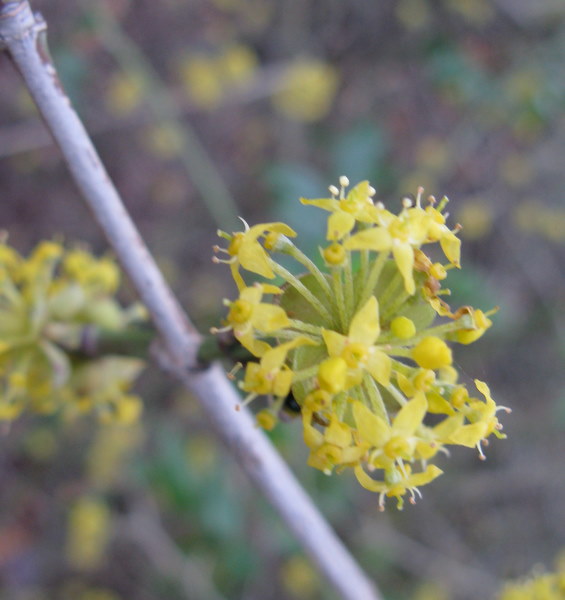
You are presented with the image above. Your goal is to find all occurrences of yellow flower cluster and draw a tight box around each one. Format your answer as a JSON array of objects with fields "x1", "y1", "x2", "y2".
[
  {"x1": 0, "y1": 239, "x2": 146, "y2": 423},
  {"x1": 498, "y1": 569, "x2": 565, "y2": 600},
  {"x1": 213, "y1": 178, "x2": 509, "y2": 509}
]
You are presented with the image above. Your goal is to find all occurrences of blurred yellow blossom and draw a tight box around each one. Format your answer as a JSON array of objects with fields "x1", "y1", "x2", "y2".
[
  {"x1": 415, "y1": 136, "x2": 452, "y2": 175},
  {"x1": 457, "y1": 200, "x2": 494, "y2": 240},
  {"x1": 0, "y1": 239, "x2": 146, "y2": 423},
  {"x1": 178, "y1": 43, "x2": 258, "y2": 110},
  {"x1": 500, "y1": 153, "x2": 534, "y2": 188},
  {"x1": 66, "y1": 497, "x2": 111, "y2": 571},
  {"x1": 443, "y1": 0, "x2": 494, "y2": 24},
  {"x1": 281, "y1": 555, "x2": 320, "y2": 599},
  {"x1": 396, "y1": 0, "x2": 431, "y2": 30},
  {"x1": 272, "y1": 59, "x2": 339, "y2": 122},
  {"x1": 105, "y1": 72, "x2": 144, "y2": 116},
  {"x1": 141, "y1": 123, "x2": 185, "y2": 160}
]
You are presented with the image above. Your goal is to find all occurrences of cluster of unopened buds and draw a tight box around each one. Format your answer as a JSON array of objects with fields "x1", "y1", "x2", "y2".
[
  {"x1": 0, "y1": 239, "x2": 146, "y2": 424},
  {"x1": 213, "y1": 177, "x2": 510, "y2": 510}
]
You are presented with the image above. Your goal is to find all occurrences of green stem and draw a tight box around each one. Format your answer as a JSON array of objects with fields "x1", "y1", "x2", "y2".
[
  {"x1": 359, "y1": 249, "x2": 369, "y2": 298},
  {"x1": 344, "y1": 252, "x2": 355, "y2": 321},
  {"x1": 270, "y1": 261, "x2": 332, "y2": 323},
  {"x1": 380, "y1": 289, "x2": 411, "y2": 322},
  {"x1": 274, "y1": 330, "x2": 319, "y2": 342},
  {"x1": 283, "y1": 243, "x2": 332, "y2": 299},
  {"x1": 332, "y1": 268, "x2": 347, "y2": 332},
  {"x1": 288, "y1": 319, "x2": 324, "y2": 336},
  {"x1": 386, "y1": 383, "x2": 408, "y2": 407},
  {"x1": 362, "y1": 372, "x2": 389, "y2": 423},
  {"x1": 292, "y1": 365, "x2": 319, "y2": 383},
  {"x1": 357, "y1": 251, "x2": 388, "y2": 311}
]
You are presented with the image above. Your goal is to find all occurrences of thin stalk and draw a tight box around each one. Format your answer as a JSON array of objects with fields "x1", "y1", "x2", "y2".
[
  {"x1": 331, "y1": 267, "x2": 347, "y2": 332},
  {"x1": 283, "y1": 243, "x2": 332, "y2": 299},
  {"x1": 344, "y1": 252, "x2": 355, "y2": 321},
  {"x1": 273, "y1": 330, "x2": 319, "y2": 343},
  {"x1": 386, "y1": 383, "x2": 408, "y2": 407},
  {"x1": 357, "y1": 251, "x2": 387, "y2": 311},
  {"x1": 380, "y1": 289, "x2": 411, "y2": 322},
  {"x1": 292, "y1": 365, "x2": 319, "y2": 383},
  {"x1": 270, "y1": 261, "x2": 332, "y2": 323},
  {"x1": 288, "y1": 319, "x2": 324, "y2": 336},
  {"x1": 362, "y1": 373, "x2": 389, "y2": 423}
]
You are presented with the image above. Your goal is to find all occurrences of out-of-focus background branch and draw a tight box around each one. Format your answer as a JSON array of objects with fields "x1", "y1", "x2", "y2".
[{"x1": 1, "y1": 0, "x2": 565, "y2": 599}]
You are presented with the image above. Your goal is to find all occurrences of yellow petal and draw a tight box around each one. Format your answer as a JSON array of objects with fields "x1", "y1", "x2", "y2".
[
  {"x1": 354, "y1": 465, "x2": 387, "y2": 493},
  {"x1": 302, "y1": 410, "x2": 324, "y2": 448},
  {"x1": 261, "y1": 336, "x2": 317, "y2": 371},
  {"x1": 432, "y1": 415, "x2": 464, "y2": 440},
  {"x1": 238, "y1": 241, "x2": 274, "y2": 279},
  {"x1": 248, "y1": 222, "x2": 297, "y2": 239},
  {"x1": 393, "y1": 391, "x2": 427, "y2": 436},
  {"x1": 449, "y1": 422, "x2": 488, "y2": 447},
  {"x1": 353, "y1": 400, "x2": 390, "y2": 445},
  {"x1": 300, "y1": 198, "x2": 340, "y2": 212},
  {"x1": 474, "y1": 379, "x2": 494, "y2": 404},
  {"x1": 325, "y1": 417, "x2": 352, "y2": 448},
  {"x1": 345, "y1": 180, "x2": 371, "y2": 207},
  {"x1": 340, "y1": 444, "x2": 368, "y2": 465},
  {"x1": 260, "y1": 283, "x2": 284, "y2": 295},
  {"x1": 440, "y1": 231, "x2": 461, "y2": 267},
  {"x1": 349, "y1": 296, "x2": 380, "y2": 345},
  {"x1": 392, "y1": 241, "x2": 415, "y2": 295},
  {"x1": 240, "y1": 285, "x2": 263, "y2": 304},
  {"x1": 345, "y1": 227, "x2": 392, "y2": 251},
  {"x1": 407, "y1": 464, "x2": 443, "y2": 487},
  {"x1": 229, "y1": 263, "x2": 246, "y2": 291},
  {"x1": 272, "y1": 367, "x2": 294, "y2": 398},
  {"x1": 252, "y1": 304, "x2": 290, "y2": 332},
  {"x1": 235, "y1": 333, "x2": 271, "y2": 357},
  {"x1": 365, "y1": 350, "x2": 391, "y2": 386},
  {"x1": 426, "y1": 390, "x2": 455, "y2": 414},
  {"x1": 327, "y1": 211, "x2": 355, "y2": 241},
  {"x1": 322, "y1": 329, "x2": 347, "y2": 357}
]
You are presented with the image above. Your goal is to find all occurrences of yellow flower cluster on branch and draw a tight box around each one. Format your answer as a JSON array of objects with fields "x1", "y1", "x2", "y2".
[
  {"x1": 498, "y1": 561, "x2": 565, "y2": 600},
  {"x1": 0, "y1": 239, "x2": 146, "y2": 423},
  {"x1": 213, "y1": 177, "x2": 509, "y2": 510}
]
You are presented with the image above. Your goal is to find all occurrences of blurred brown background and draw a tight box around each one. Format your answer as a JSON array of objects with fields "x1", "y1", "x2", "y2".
[{"x1": 1, "y1": 1, "x2": 565, "y2": 599}]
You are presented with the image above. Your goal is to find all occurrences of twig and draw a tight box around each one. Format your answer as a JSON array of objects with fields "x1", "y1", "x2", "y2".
[{"x1": 0, "y1": 3, "x2": 381, "y2": 599}]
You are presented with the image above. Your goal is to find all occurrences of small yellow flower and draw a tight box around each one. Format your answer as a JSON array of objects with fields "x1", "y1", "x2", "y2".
[
  {"x1": 321, "y1": 296, "x2": 391, "y2": 387},
  {"x1": 272, "y1": 59, "x2": 339, "y2": 122},
  {"x1": 225, "y1": 284, "x2": 290, "y2": 356},
  {"x1": 301, "y1": 180, "x2": 377, "y2": 241},
  {"x1": 353, "y1": 392, "x2": 427, "y2": 465},
  {"x1": 215, "y1": 221, "x2": 296, "y2": 290},
  {"x1": 355, "y1": 463, "x2": 443, "y2": 510},
  {"x1": 242, "y1": 337, "x2": 316, "y2": 399}
]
